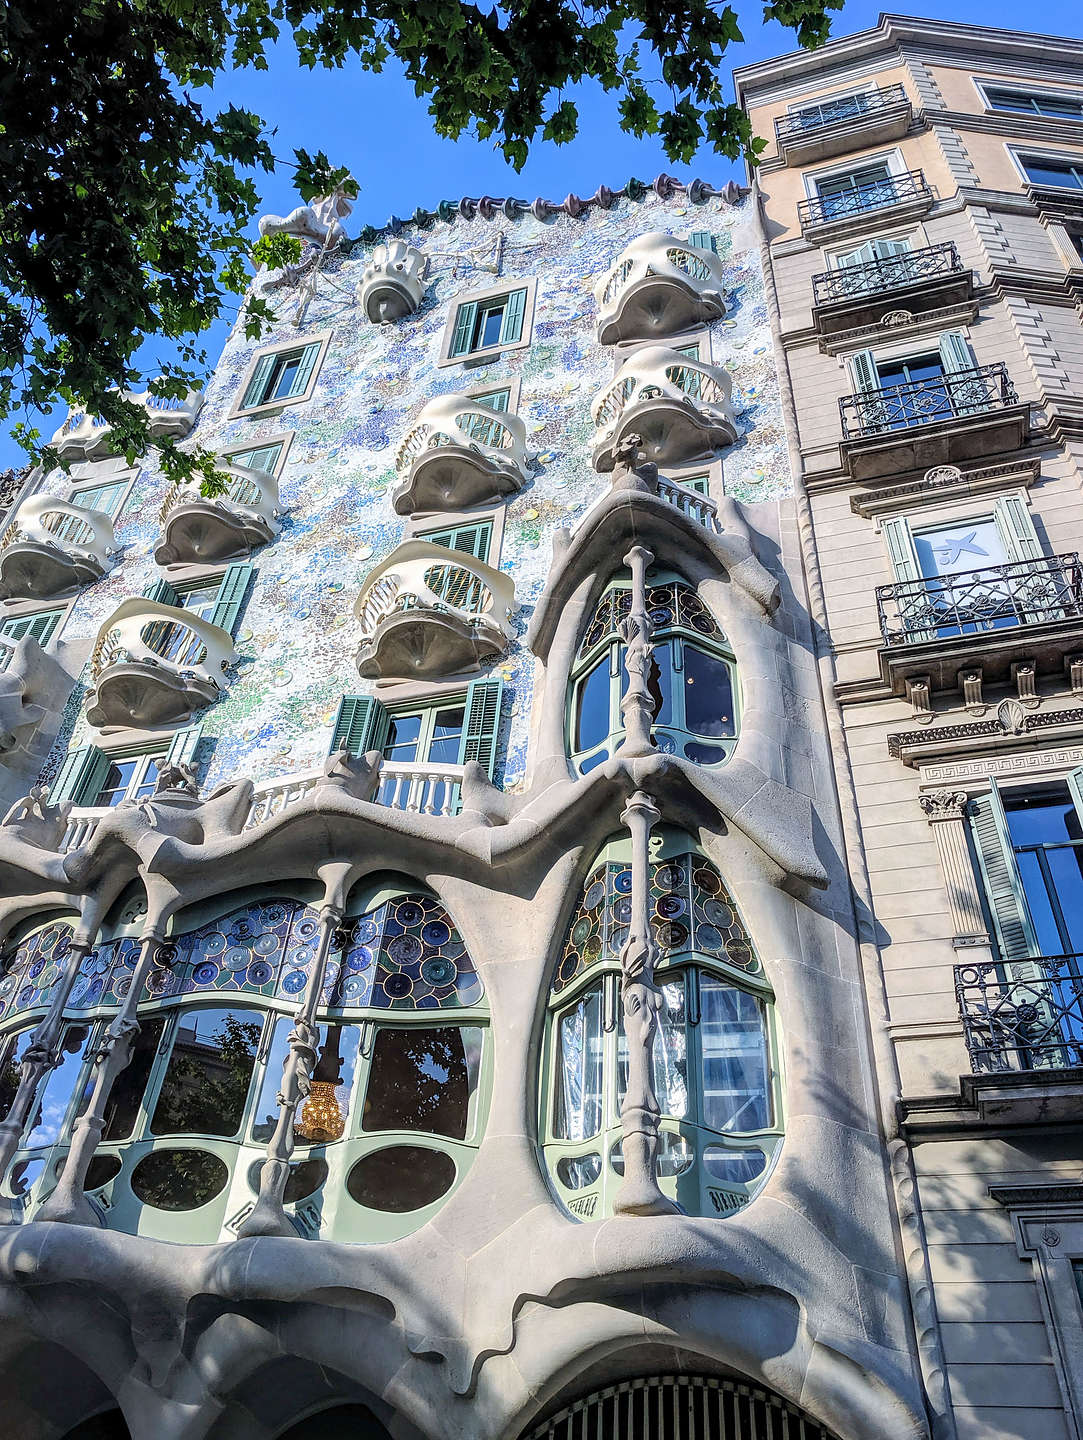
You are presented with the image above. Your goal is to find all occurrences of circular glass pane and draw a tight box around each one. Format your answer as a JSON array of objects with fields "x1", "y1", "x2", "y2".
[
  {"x1": 609, "y1": 1133, "x2": 693, "y2": 1178},
  {"x1": 556, "y1": 1153, "x2": 602, "y2": 1191},
  {"x1": 130, "y1": 1149, "x2": 229, "y2": 1210},
  {"x1": 346, "y1": 1145, "x2": 456, "y2": 1213},
  {"x1": 703, "y1": 1146, "x2": 767, "y2": 1185}
]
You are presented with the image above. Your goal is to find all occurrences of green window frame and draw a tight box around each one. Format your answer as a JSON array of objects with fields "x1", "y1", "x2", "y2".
[
  {"x1": 142, "y1": 563, "x2": 255, "y2": 637},
  {"x1": 679, "y1": 474, "x2": 710, "y2": 496},
  {"x1": 0, "y1": 608, "x2": 64, "y2": 649},
  {"x1": 469, "y1": 385, "x2": 511, "y2": 413},
  {"x1": 239, "y1": 341, "x2": 322, "y2": 411},
  {"x1": 50, "y1": 726, "x2": 203, "y2": 808},
  {"x1": 69, "y1": 478, "x2": 129, "y2": 520},
  {"x1": 688, "y1": 230, "x2": 718, "y2": 253},
  {"x1": 222, "y1": 441, "x2": 285, "y2": 474},
  {"x1": 448, "y1": 287, "x2": 528, "y2": 358},
  {"x1": 568, "y1": 575, "x2": 738, "y2": 776},
  {"x1": 416, "y1": 519, "x2": 493, "y2": 563}
]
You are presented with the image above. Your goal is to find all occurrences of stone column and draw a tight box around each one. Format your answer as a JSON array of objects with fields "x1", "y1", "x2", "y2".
[
  {"x1": 617, "y1": 544, "x2": 657, "y2": 758},
  {"x1": 0, "y1": 929, "x2": 95, "y2": 1225},
  {"x1": 614, "y1": 789, "x2": 680, "y2": 1218},
  {"x1": 239, "y1": 897, "x2": 345, "y2": 1238},
  {"x1": 919, "y1": 790, "x2": 991, "y2": 950},
  {"x1": 37, "y1": 921, "x2": 167, "y2": 1226}
]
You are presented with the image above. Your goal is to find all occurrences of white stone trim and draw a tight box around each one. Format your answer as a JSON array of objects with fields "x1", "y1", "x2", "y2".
[{"x1": 228, "y1": 329, "x2": 333, "y2": 421}]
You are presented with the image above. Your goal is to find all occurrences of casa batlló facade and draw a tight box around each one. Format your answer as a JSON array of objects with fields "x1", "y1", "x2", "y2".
[{"x1": 0, "y1": 12, "x2": 1078, "y2": 1440}]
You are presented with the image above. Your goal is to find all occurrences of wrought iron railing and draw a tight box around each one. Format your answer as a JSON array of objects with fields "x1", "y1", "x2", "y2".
[
  {"x1": 812, "y1": 242, "x2": 964, "y2": 307},
  {"x1": 877, "y1": 553, "x2": 1083, "y2": 646},
  {"x1": 839, "y1": 363, "x2": 1016, "y2": 440},
  {"x1": 776, "y1": 84, "x2": 908, "y2": 144},
  {"x1": 956, "y1": 954, "x2": 1083, "y2": 1073},
  {"x1": 798, "y1": 168, "x2": 930, "y2": 229}
]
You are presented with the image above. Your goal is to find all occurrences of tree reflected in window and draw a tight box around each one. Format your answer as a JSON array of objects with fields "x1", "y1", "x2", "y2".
[
  {"x1": 362, "y1": 1026, "x2": 482, "y2": 1139},
  {"x1": 151, "y1": 1008, "x2": 262, "y2": 1138}
]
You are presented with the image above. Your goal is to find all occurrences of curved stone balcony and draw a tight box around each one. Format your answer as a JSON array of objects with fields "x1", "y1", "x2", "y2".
[
  {"x1": 155, "y1": 463, "x2": 281, "y2": 566},
  {"x1": 357, "y1": 239, "x2": 428, "y2": 322},
  {"x1": 0, "y1": 496, "x2": 115, "y2": 601},
  {"x1": 86, "y1": 600, "x2": 236, "y2": 730},
  {"x1": 594, "y1": 232, "x2": 726, "y2": 345},
  {"x1": 354, "y1": 540, "x2": 515, "y2": 680},
  {"x1": 392, "y1": 395, "x2": 530, "y2": 514},
  {"x1": 591, "y1": 345, "x2": 738, "y2": 472},
  {"x1": 49, "y1": 388, "x2": 204, "y2": 463}
]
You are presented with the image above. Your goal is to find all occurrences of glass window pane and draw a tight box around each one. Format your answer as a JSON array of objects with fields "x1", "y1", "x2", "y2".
[
  {"x1": 383, "y1": 712, "x2": 423, "y2": 762},
  {"x1": 913, "y1": 518, "x2": 1007, "y2": 580},
  {"x1": 362, "y1": 1026, "x2": 482, "y2": 1140},
  {"x1": 478, "y1": 304, "x2": 505, "y2": 348},
  {"x1": 98, "y1": 758, "x2": 138, "y2": 806},
  {"x1": 646, "y1": 641, "x2": 675, "y2": 727},
  {"x1": 699, "y1": 975, "x2": 771, "y2": 1132},
  {"x1": 99, "y1": 1016, "x2": 166, "y2": 1141},
  {"x1": 554, "y1": 987, "x2": 604, "y2": 1141},
  {"x1": 150, "y1": 1008, "x2": 261, "y2": 1138},
  {"x1": 270, "y1": 356, "x2": 302, "y2": 400},
  {"x1": 1023, "y1": 159, "x2": 1083, "y2": 190},
  {"x1": 683, "y1": 647, "x2": 736, "y2": 738},
  {"x1": 0, "y1": 1031, "x2": 31, "y2": 1121},
  {"x1": 251, "y1": 1018, "x2": 360, "y2": 1145},
  {"x1": 617, "y1": 979, "x2": 689, "y2": 1120},
  {"x1": 427, "y1": 706, "x2": 466, "y2": 764},
  {"x1": 26, "y1": 1023, "x2": 92, "y2": 1148},
  {"x1": 574, "y1": 657, "x2": 612, "y2": 754}
]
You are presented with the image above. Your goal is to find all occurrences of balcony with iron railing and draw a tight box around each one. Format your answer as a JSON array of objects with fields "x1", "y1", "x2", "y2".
[
  {"x1": 155, "y1": 462, "x2": 281, "y2": 567},
  {"x1": 956, "y1": 954, "x2": 1083, "y2": 1076},
  {"x1": 354, "y1": 540, "x2": 515, "y2": 681},
  {"x1": 811, "y1": 242, "x2": 975, "y2": 337},
  {"x1": 775, "y1": 85, "x2": 912, "y2": 165},
  {"x1": 798, "y1": 169, "x2": 933, "y2": 242},
  {"x1": 85, "y1": 600, "x2": 237, "y2": 731},
  {"x1": 49, "y1": 388, "x2": 204, "y2": 463},
  {"x1": 874, "y1": 552, "x2": 1083, "y2": 693},
  {"x1": 838, "y1": 364, "x2": 1029, "y2": 481},
  {"x1": 593, "y1": 232, "x2": 727, "y2": 345},
  {"x1": 0, "y1": 496, "x2": 116, "y2": 601},
  {"x1": 591, "y1": 345, "x2": 738, "y2": 473},
  {"x1": 392, "y1": 395, "x2": 531, "y2": 514}
]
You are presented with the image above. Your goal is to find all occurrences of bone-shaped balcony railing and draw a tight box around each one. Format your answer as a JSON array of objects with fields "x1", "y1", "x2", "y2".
[
  {"x1": 591, "y1": 345, "x2": 738, "y2": 471},
  {"x1": 0, "y1": 496, "x2": 115, "y2": 569},
  {"x1": 392, "y1": 394, "x2": 530, "y2": 513},
  {"x1": 158, "y1": 463, "x2": 280, "y2": 529},
  {"x1": 594, "y1": 232, "x2": 726, "y2": 344},
  {"x1": 50, "y1": 388, "x2": 204, "y2": 461},
  {"x1": 89, "y1": 601, "x2": 236, "y2": 686}
]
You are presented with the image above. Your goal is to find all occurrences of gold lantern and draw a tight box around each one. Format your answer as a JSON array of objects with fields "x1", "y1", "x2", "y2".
[{"x1": 296, "y1": 1081, "x2": 345, "y2": 1142}]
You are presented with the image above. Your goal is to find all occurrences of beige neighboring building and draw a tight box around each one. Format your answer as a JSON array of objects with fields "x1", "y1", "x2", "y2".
[{"x1": 736, "y1": 13, "x2": 1083, "y2": 1440}]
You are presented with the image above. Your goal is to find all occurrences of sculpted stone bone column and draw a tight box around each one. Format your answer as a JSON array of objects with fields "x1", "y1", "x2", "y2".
[
  {"x1": 618, "y1": 542, "x2": 658, "y2": 759},
  {"x1": 0, "y1": 925, "x2": 95, "y2": 1224},
  {"x1": 239, "y1": 862, "x2": 354, "y2": 1238}
]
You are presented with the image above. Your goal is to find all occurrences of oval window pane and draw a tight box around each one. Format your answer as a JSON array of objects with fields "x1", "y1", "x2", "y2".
[
  {"x1": 84, "y1": 1153, "x2": 123, "y2": 1191},
  {"x1": 610, "y1": 1133, "x2": 693, "y2": 1178},
  {"x1": 683, "y1": 646, "x2": 735, "y2": 738},
  {"x1": 131, "y1": 1149, "x2": 229, "y2": 1210},
  {"x1": 556, "y1": 1153, "x2": 601, "y2": 1190},
  {"x1": 703, "y1": 1146, "x2": 767, "y2": 1185},
  {"x1": 699, "y1": 975, "x2": 771, "y2": 1133},
  {"x1": 346, "y1": 1145, "x2": 456, "y2": 1212}
]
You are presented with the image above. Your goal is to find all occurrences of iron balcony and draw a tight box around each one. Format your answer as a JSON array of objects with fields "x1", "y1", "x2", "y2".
[
  {"x1": 798, "y1": 169, "x2": 932, "y2": 240},
  {"x1": 775, "y1": 85, "x2": 912, "y2": 166},
  {"x1": 810, "y1": 242, "x2": 976, "y2": 340},
  {"x1": 840, "y1": 364, "x2": 1016, "y2": 441},
  {"x1": 955, "y1": 954, "x2": 1083, "y2": 1074}
]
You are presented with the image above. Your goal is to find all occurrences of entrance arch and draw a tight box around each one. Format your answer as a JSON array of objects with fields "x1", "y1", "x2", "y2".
[{"x1": 273, "y1": 1404, "x2": 392, "y2": 1439}]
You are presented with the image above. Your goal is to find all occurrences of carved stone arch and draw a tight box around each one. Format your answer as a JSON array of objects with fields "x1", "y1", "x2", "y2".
[
  {"x1": 0, "y1": 1334, "x2": 124, "y2": 1440},
  {"x1": 203, "y1": 1356, "x2": 419, "y2": 1440}
]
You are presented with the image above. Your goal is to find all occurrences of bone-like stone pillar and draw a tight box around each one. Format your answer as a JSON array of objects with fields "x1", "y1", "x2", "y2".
[{"x1": 617, "y1": 543, "x2": 657, "y2": 759}]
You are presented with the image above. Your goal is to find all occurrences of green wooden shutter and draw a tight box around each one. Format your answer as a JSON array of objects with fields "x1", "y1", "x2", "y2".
[
  {"x1": 477, "y1": 387, "x2": 510, "y2": 413},
  {"x1": 851, "y1": 349, "x2": 880, "y2": 392},
  {"x1": 286, "y1": 341, "x2": 321, "y2": 399},
  {"x1": 165, "y1": 724, "x2": 203, "y2": 769},
  {"x1": 242, "y1": 352, "x2": 277, "y2": 409},
  {"x1": 871, "y1": 236, "x2": 914, "y2": 260},
  {"x1": 882, "y1": 516, "x2": 932, "y2": 642},
  {"x1": 994, "y1": 495, "x2": 1044, "y2": 562},
  {"x1": 457, "y1": 678, "x2": 503, "y2": 778},
  {"x1": 970, "y1": 790, "x2": 1037, "y2": 961},
  {"x1": 143, "y1": 579, "x2": 181, "y2": 607},
  {"x1": 450, "y1": 301, "x2": 478, "y2": 357},
  {"x1": 228, "y1": 442, "x2": 283, "y2": 473},
  {"x1": 939, "y1": 331, "x2": 976, "y2": 374},
  {"x1": 423, "y1": 522, "x2": 492, "y2": 562},
  {"x1": 835, "y1": 241, "x2": 874, "y2": 268},
  {"x1": 499, "y1": 288, "x2": 527, "y2": 345},
  {"x1": 72, "y1": 480, "x2": 126, "y2": 517},
  {"x1": 2, "y1": 609, "x2": 64, "y2": 646},
  {"x1": 689, "y1": 231, "x2": 717, "y2": 252},
  {"x1": 209, "y1": 563, "x2": 254, "y2": 636},
  {"x1": 50, "y1": 745, "x2": 111, "y2": 807},
  {"x1": 330, "y1": 695, "x2": 391, "y2": 757}
]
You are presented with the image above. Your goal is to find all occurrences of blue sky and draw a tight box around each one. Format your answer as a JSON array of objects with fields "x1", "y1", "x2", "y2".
[{"x1": 4, "y1": 0, "x2": 1078, "y2": 470}]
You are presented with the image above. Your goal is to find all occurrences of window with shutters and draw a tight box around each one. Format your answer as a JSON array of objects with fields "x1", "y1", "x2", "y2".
[
  {"x1": 439, "y1": 279, "x2": 536, "y2": 366},
  {"x1": 143, "y1": 565, "x2": 255, "y2": 639},
  {"x1": 222, "y1": 439, "x2": 286, "y2": 476},
  {"x1": 51, "y1": 726, "x2": 203, "y2": 809},
  {"x1": 68, "y1": 476, "x2": 132, "y2": 522},
  {"x1": 94, "y1": 751, "x2": 166, "y2": 806},
  {"x1": 0, "y1": 608, "x2": 64, "y2": 649},
  {"x1": 568, "y1": 573, "x2": 738, "y2": 776},
  {"x1": 414, "y1": 519, "x2": 493, "y2": 564},
  {"x1": 231, "y1": 333, "x2": 330, "y2": 416}
]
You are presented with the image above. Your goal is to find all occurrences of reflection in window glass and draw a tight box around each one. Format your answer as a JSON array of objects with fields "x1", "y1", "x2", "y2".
[
  {"x1": 683, "y1": 647, "x2": 735, "y2": 739},
  {"x1": 363, "y1": 1026, "x2": 482, "y2": 1140},
  {"x1": 252, "y1": 1019, "x2": 360, "y2": 1145},
  {"x1": 618, "y1": 979, "x2": 689, "y2": 1119},
  {"x1": 700, "y1": 975, "x2": 770, "y2": 1133},
  {"x1": 554, "y1": 987, "x2": 604, "y2": 1141},
  {"x1": 99, "y1": 1017, "x2": 166, "y2": 1141},
  {"x1": 151, "y1": 1008, "x2": 261, "y2": 1138},
  {"x1": 131, "y1": 1148, "x2": 229, "y2": 1211},
  {"x1": 574, "y1": 659, "x2": 610, "y2": 755},
  {"x1": 0, "y1": 1030, "x2": 30, "y2": 1121},
  {"x1": 25, "y1": 1024, "x2": 90, "y2": 1148},
  {"x1": 1003, "y1": 785, "x2": 1083, "y2": 955}
]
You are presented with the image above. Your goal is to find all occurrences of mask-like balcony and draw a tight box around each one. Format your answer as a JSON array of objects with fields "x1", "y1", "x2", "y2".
[
  {"x1": 86, "y1": 600, "x2": 236, "y2": 730},
  {"x1": 354, "y1": 540, "x2": 515, "y2": 681},
  {"x1": 154, "y1": 463, "x2": 280, "y2": 566},
  {"x1": 776, "y1": 85, "x2": 912, "y2": 166},
  {"x1": 357, "y1": 239, "x2": 428, "y2": 323},
  {"x1": 839, "y1": 365, "x2": 1028, "y2": 482},
  {"x1": 593, "y1": 233, "x2": 727, "y2": 346},
  {"x1": 875, "y1": 552, "x2": 1083, "y2": 695},
  {"x1": 798, "y1": 169, "x2": 933, "y2": 244},
  {"x1": 392, "y1": 395, "x2": 530, "y2": 515},
  {"x1": 49, "y1": 388, "x2": 204, "y2": 463},
  {"x1": 811, "y1": 243, "x2": 975, "y2": 338},
  {"x1": 0, "y1": 497, "x2": 115, "y2": 601},
  {"x1": 591, "y1": 345, "x2": 738, "y2": 473}
]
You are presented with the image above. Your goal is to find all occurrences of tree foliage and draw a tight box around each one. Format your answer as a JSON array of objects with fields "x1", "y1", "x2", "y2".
[{"x1": 0, "y1": 0, "x2": 839, "y2": 487}]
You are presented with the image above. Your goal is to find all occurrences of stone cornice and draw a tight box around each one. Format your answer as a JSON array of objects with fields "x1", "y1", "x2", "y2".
[{"x1": 888, "y1": 706, "x2": 1083, "y2": 767}]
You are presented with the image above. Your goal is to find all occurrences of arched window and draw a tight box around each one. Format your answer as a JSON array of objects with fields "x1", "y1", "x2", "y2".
[
  {"x1": 568, "y1": 575, "x2": 738, "y2": 774},
  {"x1": 541, "y1": 834, "x2": 782, "y2": 1220},
  {"x1": 0, "y1": 884, "x2": 488, "y2": 1244}
]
